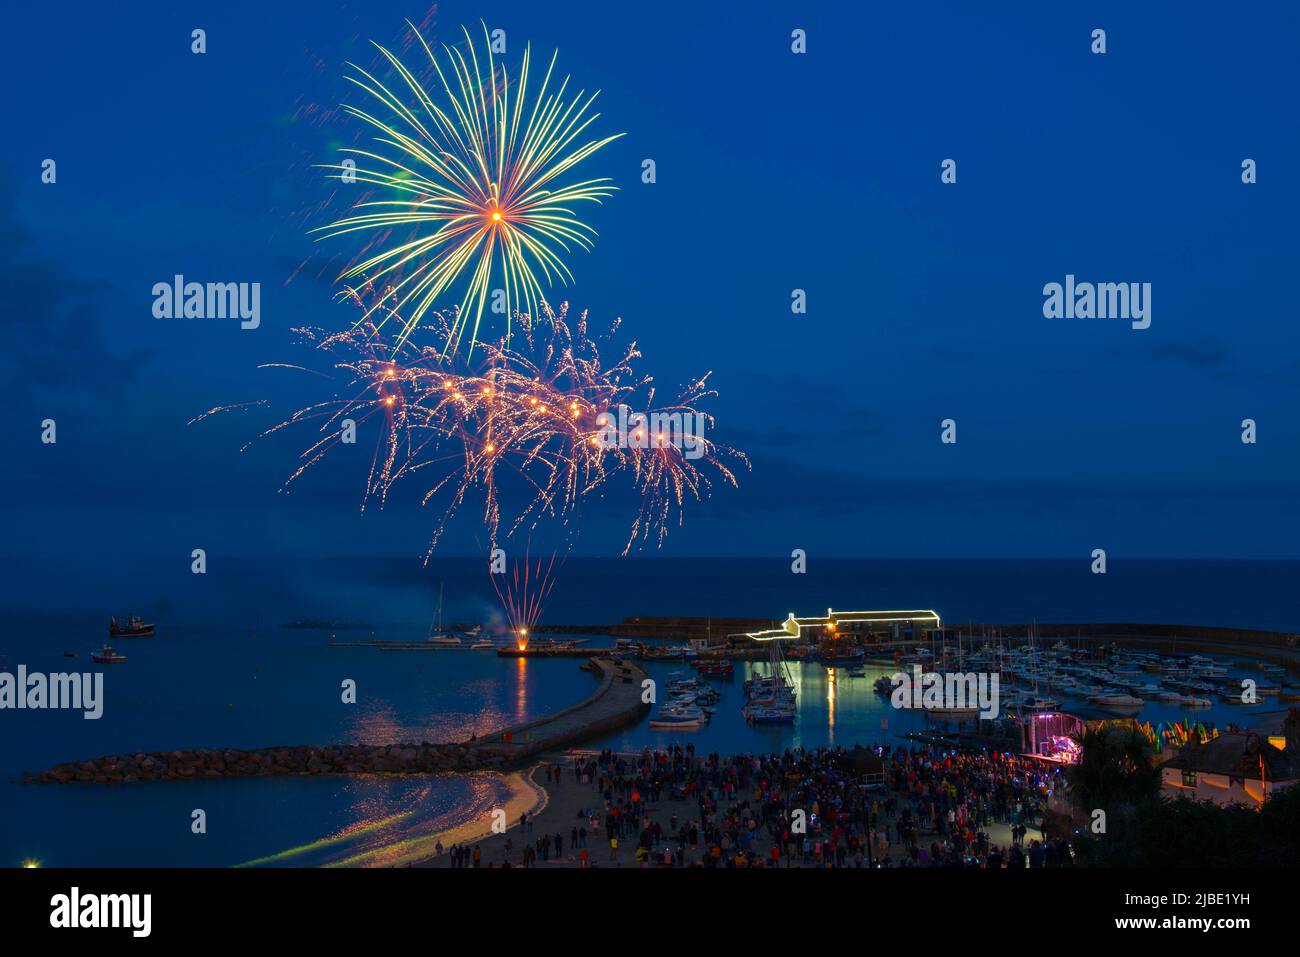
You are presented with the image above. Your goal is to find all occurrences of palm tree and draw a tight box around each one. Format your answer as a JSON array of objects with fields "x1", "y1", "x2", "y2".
[{"x1": 1066, "y1": 726, "x2": 1161, "y2": 810}]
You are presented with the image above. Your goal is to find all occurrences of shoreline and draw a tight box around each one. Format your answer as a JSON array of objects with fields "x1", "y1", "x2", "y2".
[{"x1": 354, "y1": 767, "x2": 547, "y2": 868}]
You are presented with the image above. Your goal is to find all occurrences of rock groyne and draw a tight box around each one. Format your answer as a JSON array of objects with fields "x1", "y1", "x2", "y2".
[{"x1": 24, "y1": 741, "x2": 507, "y2": 785}]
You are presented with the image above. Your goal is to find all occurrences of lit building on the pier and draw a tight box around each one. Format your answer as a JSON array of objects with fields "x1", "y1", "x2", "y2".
[{"x1": 743, "y1": 608, "x2": 942, "y2": 645}]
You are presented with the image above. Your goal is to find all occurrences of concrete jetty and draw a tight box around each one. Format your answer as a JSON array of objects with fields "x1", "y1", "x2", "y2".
[{"x1": 470, "y1": 657, "x2": 650, "y2": 764}]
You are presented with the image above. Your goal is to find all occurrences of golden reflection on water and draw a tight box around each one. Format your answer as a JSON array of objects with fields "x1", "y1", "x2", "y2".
[
  {"x1": 346, "y1": 692, "x2": 510, "y2": 745},
  {"x1": 515, "y1": 656, "x2": 528, "y2": 723},
  {"x1": 239, "y1": 774, "x2": 504, "y2": 868},
  {"x1": 239, "y1": 654, "x2": 548, "y2": 866},
  {"x1": 827, "y1": 668, "x2": 836, "y2": 740}
]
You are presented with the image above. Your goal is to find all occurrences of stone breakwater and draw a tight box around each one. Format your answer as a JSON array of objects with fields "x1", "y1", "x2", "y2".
[
  {"x1": 23, "y1": 742, "x2": 507, "y2": 785},
  {"x1": 24, "y1": 658, "x2": 649, "y2": 786}
]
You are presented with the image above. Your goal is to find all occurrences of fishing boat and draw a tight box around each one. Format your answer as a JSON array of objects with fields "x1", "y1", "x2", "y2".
[
  {"x1": 426, "y1": 584, "x2": 461, "y2": 647},
  {"x1": 109, "y1": 613, "x2": 154, "y2": 638},
  {"x1": 822, "y1": 646, "x2": 864, "y2": 666},
  {"x1": 694, "y1": 660, "x2": 734, "y2": 679},
  {"x1": 91, "y1": 645, "x2": 127, "y2": 664}
]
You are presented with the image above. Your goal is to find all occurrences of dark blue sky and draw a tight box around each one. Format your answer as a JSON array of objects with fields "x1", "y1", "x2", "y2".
[{"x1": 5, "y1": 1, "x2": 1299, "y2": 562}]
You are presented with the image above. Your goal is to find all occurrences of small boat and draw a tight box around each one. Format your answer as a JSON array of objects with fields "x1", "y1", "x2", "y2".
[
  {"x1": 1018, "y1": 695, "x2": 1060, "y2": 711},
  {"x1": 91, "y1": 645, "x2": 127, "y2": 664},
  {"x1": 63, "y1": 652, "x2": 77, "y2": 658},
  {"x1": 846, "y1": 667, "x2": 866, "y2": 678},
  {"x1": 873, "y1": 675, "x2": 896, "y2": 695},
  {"x1": 744, "y1": 704, "x2": 796, "y2": 724},
  {"x1": 1125, "y1": 682, "x2": 1163, "y2": 697},
  {"x1": 924, "y1": 704, "x2": 982, "y2": 720},
  {"x1": 1177, "y1": 694, "x2": 1213, "y2": 708},
  {"x1": 694, "y1": 660, "x2": 734, "y2": 679},
  {"x1": 109, "y1": 613, "x2": 154, "y2": 638},
  {"x1": 1088, "y1": 690, "x2": 1143, "y2": 710},
  {"x1": 649, "y1": 704, "x2": 707, "y2": 730},
  {"x1": 469, "y1": 640, "x2": 494, "y2": 650},
  {"x1": 822, "y1": 646, "x2": 865, "y2": 666}
]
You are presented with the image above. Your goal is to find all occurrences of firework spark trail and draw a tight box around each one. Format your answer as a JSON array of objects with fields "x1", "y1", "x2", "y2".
[
  {"x1": 315, "y1": 20, "x2": 623, "y2": 355},
  {"x1": 491, "y1": 551, "x2": 560, "y2": 649},
  {"x1": 192, "y1": 300, "x2": 748, "y2": 557}
]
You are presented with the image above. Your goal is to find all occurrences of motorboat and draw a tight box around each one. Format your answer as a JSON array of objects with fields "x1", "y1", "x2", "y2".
[
  {"x1": 743, "y1": 704, "x2": 795, "y2": 724},
  {"x1": 649, "y1": 704, "x2": 707, "y2": 730},
  {"x1": 1087, "y1": 690, "x2": 1143, "y2": 710},
  {"x1": 91, "y1": 645, "x2": 127, "y2": 664}
]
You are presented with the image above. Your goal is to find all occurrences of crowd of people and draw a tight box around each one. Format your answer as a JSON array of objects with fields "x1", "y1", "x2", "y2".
[{"x1": 439, "y1": 743, "x2": 1077, "y2": 868}]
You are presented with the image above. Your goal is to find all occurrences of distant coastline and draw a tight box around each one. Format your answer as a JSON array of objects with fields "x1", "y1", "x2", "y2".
[{"x1": 279, "y1": 619, "x2": 375, "y2": 630}]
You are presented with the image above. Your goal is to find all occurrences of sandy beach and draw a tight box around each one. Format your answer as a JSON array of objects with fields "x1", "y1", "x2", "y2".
[{"x1": 331, "y1": 770, "x2": 547, "y2": 868}]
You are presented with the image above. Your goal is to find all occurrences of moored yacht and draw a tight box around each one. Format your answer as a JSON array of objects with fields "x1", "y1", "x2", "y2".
[{"x1": 426, "y1": 584, "x2": 460, "y2": 647}]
